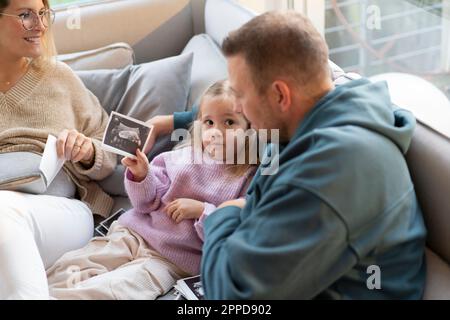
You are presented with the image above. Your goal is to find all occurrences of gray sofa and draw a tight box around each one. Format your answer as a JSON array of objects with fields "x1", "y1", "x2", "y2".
[
  {"x1": 407, "y1": 124, "x2": 450, "y2": 298},
  {"x1": 95, "y1": 0, "x2": 449, "y2": 299}
]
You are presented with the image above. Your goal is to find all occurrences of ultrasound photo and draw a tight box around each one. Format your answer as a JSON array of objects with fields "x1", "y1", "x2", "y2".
[{"x1": 101, "y1": 112, "x2": 153, "y2": 159}]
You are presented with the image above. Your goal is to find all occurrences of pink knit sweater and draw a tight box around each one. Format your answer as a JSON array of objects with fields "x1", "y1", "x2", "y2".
[{"x1": 118, "y1": 146, "x2": 254, "y2": 275}]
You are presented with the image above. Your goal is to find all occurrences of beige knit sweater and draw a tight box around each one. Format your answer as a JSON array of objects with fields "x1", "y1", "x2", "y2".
[{"x1": 0, "y1": 59, "x2": 117, "y2": 217}]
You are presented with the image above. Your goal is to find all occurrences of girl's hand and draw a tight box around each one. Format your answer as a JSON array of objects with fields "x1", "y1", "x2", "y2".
[
  {"x1": 121, "y1": 149, "x2": 149, "y2": 182},
  {"x1": 166, "y1": 198, "x2": 205, "y2": 223},
  {"x1": 57, "y1": 129, "x2": 94, "y2": 165}
]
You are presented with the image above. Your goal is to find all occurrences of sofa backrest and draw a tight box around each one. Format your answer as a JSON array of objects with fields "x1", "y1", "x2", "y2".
[
  {"x1": 205, "y1": 0, "x2": 257, "y2": 47},
  {"x1": 406, "y1": 123, "x2": 450, "y2": 265},
  {"x1": 53, "y1": 0, "x2": 194, "y2": 63}
]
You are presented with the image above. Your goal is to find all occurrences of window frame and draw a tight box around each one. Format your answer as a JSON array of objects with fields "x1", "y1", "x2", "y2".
[
  {"x1": 50, "y1": 0, "x2": 123, "y2": 11},
  {"x1": 442, "y1": 0, "x2": 450, "y2": 71}
]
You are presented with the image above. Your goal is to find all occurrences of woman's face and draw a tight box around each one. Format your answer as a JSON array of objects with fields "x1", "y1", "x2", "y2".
[{"x1": 0, "y1": 0, "x2": 47, "y2": 60}]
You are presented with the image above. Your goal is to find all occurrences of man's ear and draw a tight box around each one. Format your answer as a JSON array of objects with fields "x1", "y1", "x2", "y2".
[{"x1": 270, "y1": 80, "x2": 291, "y2": 112}]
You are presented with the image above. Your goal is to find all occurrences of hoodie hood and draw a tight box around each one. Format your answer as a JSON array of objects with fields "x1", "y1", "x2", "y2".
[{"x1": 292, "y1": 78, "x2": 416, "y2": 155}]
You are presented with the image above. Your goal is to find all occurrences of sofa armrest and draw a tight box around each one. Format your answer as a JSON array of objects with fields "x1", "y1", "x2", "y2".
[{"x1": 423, "y1": 248, "x2": 450, "y2": 299}]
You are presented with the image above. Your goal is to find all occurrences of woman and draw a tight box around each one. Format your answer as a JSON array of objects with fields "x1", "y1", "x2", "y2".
[{"x1": 0, "y1": 0, "x2": 116, "y2": 299}]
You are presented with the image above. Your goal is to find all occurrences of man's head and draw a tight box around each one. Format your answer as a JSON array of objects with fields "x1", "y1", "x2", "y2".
[{"x1": 223, "y1": 11, "x2": 334, "y2": 142}]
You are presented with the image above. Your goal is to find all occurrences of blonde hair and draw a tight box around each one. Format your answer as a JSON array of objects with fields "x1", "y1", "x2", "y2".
[
  {"x1": 35, "y1": 0, "x2": 58, "y2": 68},
  {"x1": 177, "y1": 80, "x2": 258, "y2": 177},
  {"x1": 0, "y1": 0, "x2": 57, "y2": 68}
]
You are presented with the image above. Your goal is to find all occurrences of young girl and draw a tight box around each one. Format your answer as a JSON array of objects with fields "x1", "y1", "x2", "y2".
[{"x1": 46, "y1": 80, "x2": 257, "y2": 300}]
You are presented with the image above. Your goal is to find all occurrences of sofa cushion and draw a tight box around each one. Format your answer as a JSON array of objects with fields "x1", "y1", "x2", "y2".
[
  {"x1": 76, "y1": 53, "x2": 194, "y2": 196},
  {"x1": 182, "y1": 34, "x2": 228, "y2": 108},
  {"x1": 76, "y1": 52, "x2": 193, "y2": 122},
  {"x1": 111, "y1": 195, "x2": 133, "y2": 213},
  {"x1": 0, "y1": 152, "x2": 76, "y2": 198},
  {"x1": 205, "y1": 0, "x2": 255, "y2": 47},
  {"x1": 58, "y1": 42, "x2": 135, "y2": 71}
]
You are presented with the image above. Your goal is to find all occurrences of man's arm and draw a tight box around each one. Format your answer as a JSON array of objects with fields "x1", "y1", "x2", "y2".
[
  {"x1": 145, "y1": 105, "x2": 199, "y2": 153},
  {"x1": 174, "y1": 104, "x2": 199, "y2": 130},
  {"x1": 201, "y1": 184, "x2": 356, "y2": 299}
]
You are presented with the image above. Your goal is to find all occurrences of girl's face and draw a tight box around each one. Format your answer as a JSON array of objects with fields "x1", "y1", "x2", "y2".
[
  {"x1": 200, "y1": 96, "x2": 250, "y2": 161},
  {"x1": 0, "y1": 0, "x2": 47, "y2": 60}
]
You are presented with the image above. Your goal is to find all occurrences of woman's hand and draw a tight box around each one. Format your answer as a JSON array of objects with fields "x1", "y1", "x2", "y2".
[
  {"x1": 166, "y1": 198, "x2": 205, "y2": 224},
  {"x1": 121, "y1": 149, "x2": 149, "y2": 182},
  {"x1": 144, "y1": 115, "x2": 174, "y2": 153},
  {"x1": 57, "y1": 129, "x2": 94, "y2": 165}
]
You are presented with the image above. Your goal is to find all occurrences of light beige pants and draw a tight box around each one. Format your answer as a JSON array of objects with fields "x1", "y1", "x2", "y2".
[{"x1": 46, "y1": 222, "x2": 190, "y2": 300}]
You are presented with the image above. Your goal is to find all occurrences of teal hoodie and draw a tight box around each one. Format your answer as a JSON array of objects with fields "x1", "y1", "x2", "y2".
[{"x1": 201, "y1": 78, "x2": 427, "y2": 299}]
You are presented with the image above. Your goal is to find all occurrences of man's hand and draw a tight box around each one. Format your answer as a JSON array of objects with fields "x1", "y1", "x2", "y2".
[
  {"x1": 218, "y1": 199, "x2": 246, "y2": 209},
  {"x1": 144, "y1": 115, "x2": 175, "y2": 154},
  {"x1": 166, "y1": 198, "x2": 205, "y2": 224},
  {"x1": 121, "y1": 149, "x2": 149, "y2": 182},
  {"x1": 57, "y1": 129, "x2": 94, "y2": 164}
]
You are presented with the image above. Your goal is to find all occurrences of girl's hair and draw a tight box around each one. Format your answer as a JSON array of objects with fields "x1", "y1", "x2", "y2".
[
  {"x1": 177, "y1": 79, "x2": 258, "y2": 177},
  {"x1": 197, "y1": 79, "x2": 236, "y2": 110},
  {"x1": 0, "y1": 0, "x2": 57, "y2": 68}
]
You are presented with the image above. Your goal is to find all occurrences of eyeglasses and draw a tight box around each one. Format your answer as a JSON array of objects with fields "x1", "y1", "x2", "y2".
[{"x1": 0, "y1": 9, "x2": 55, "y2": 31}]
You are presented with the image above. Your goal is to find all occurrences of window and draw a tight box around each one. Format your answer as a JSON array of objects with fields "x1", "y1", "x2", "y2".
[
  {"x1": 239, "y1": 0, "x2": 450, "y2": 137},
  {"x1": 325, "y1": 0, "x2": 450, "y2": 137},
  {"x1": 49, "y1": 0, "x2": 101, "y2": 7},
  {"x1": 240, "y1": 0, "x2": 449, "y2": 100},
  {"x1": 326, "y1": 1, "x2": 448, "y2": 91}
]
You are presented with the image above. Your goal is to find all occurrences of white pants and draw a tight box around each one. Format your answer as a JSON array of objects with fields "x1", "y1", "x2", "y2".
[{"x1": 0, "y1": 191, "x2": 93, "y2": 300}]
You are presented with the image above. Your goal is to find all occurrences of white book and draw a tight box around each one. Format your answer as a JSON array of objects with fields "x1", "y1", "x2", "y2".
[{"x1": 39, "y1": 134, "x2": 66, "y2": 188}]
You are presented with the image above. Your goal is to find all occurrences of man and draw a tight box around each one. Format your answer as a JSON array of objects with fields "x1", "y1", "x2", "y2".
[{"x1": 198, "y1": 11, "x2": 426, "y2": 299}]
